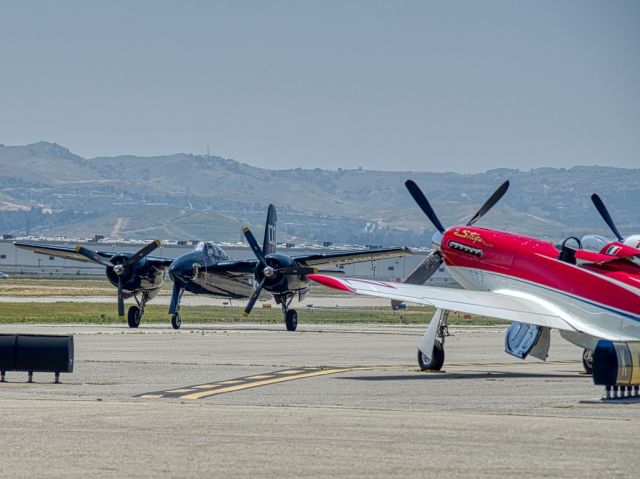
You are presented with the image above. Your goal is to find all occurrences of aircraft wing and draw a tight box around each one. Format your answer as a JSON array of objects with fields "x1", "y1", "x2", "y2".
[
  {"x1": 207, "y1": 259, "x2": 259, "y2": 275},
  {"x1": 294, "y1": 247, "x2": 412, "y2": 267},
  {"x1": 308, "y1": 274, "x2": 577, "y2": 332},
  {"x1": 14, "y1": 241, "x2": 175, "y2": 267}
]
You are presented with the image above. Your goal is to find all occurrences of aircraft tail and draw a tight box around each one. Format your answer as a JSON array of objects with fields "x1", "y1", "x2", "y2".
[{"x1": 262, "y1": 204, "x2": 277, "y2": 255}]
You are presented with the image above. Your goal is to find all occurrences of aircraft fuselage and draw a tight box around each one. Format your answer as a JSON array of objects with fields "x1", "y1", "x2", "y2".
[{"x1": 439, "y1": 227, "x2": 640, "y2": 345}]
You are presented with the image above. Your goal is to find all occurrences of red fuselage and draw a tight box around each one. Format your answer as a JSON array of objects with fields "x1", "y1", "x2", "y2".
[{"x1": 439, "y1": 227, "x2": 640, "y2": 318}]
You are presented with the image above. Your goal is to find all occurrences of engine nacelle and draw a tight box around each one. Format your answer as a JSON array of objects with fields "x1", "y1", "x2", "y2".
[
  {"x1": 105, "y1": 256, "x2": 164, "y2": 295},
  {"x1": 257, "y1": 253, "x2": 308, "y2": 295},
  {"x1": 593, "y1": 340, "x2": 640, "y2": 387}
]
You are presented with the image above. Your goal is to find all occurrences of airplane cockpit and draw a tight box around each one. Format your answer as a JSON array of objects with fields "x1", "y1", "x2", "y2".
[
  {"x1": 194, "y1": 241, "x2": 229, "y2": 261},
  {"x1": 580, "y1": 234, "x2": 611, "y2": 252},
  {"x1": 557, "y1": 234, "x2": 622, "y2": 265}
]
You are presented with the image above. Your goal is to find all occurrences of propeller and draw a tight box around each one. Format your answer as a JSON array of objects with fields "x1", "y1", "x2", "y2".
[
  {"x1": 400, "y1": 179, "x2": 509, "y2": 288},
  {"x1": 75, "y1": 240, "x2": 161, "y2": 319},
  {"x1": 591, "y1": 194, "x2": 624, "y2": 242},
  {"x1": 241, "y1": 225, "x2": 323, "y2": 316}
]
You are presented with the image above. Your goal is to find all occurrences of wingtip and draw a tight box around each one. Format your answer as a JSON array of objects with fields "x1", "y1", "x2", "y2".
[
  {"x1": 118, "y1": 315, "x2": 125, "y2": 321},
  {"x1": 242, "y1": 227, "x2": 250, "y2": 233},
  {"x1": 154, "y1": 239, "x2": 161, "y2": 247},
  {"x1": 308, "y1": 274, "x2": 354, "y2": 293},
  {"x1": 242, "y1": 311, "x2": 250, "y2": 318}
]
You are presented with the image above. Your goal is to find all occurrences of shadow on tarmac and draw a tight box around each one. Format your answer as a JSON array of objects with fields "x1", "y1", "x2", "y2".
[{"x1": 339, "y1": 371, "x2": 586, "y2": 381}]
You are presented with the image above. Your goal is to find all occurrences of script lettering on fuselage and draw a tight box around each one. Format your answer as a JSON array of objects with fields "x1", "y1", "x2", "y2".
[{"x1": 452, "y1": 229, "x2": 493, "y2": 247}]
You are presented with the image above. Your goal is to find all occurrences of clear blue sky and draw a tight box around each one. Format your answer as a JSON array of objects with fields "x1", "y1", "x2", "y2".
[{"x1": 1, "y1": 0, "x2": 638, "y2": 172}]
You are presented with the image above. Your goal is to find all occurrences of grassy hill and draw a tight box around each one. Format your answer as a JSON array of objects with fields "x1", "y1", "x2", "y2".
[{"x1": 1, "y1": 141, "x2": 638, "y2": 245}]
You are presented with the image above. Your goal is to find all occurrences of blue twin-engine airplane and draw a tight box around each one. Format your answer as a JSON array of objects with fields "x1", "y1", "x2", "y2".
[{"x1": 15, "y1": 205, "x2": 411, "y2": 330}]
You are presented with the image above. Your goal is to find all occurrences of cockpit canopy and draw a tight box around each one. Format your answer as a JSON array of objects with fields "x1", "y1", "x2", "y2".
[
  {"x1": 194, "y1": 241, "x2": 229, "y2": 260},
  {"x1": 581, "y1": 234, "x2": 612, "y2": 252}
]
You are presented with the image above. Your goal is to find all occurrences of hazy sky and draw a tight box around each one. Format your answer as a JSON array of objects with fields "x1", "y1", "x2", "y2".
[{"x1": 1, "y1": 1, "x2": 638, "y2": 172}]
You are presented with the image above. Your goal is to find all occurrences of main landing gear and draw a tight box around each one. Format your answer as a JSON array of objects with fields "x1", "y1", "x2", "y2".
[
  {"x1": 284, "y1": 309, "x2": 298, "y2": 332},
  {"x1": 171, "y1": 312, "x2": 181, "y2": 330},
  {"x1": 418, "y1": 339, "x2": 445, "y2": 371},
  {"x1": 127, "y1": 291, "x2": 150, "y2": 328},
  {"x1": 168, "y1": 283, "x2": 184, "y2": 330},
  {"x1": 582, "y1": 348, "x2": 593, "y2": 375},
  {"x1": 277, "y1": 295, "x2": 298, "y2": 331},
  {"x1": 417, "y1": 309, "x2": 450, "y2": 371}
]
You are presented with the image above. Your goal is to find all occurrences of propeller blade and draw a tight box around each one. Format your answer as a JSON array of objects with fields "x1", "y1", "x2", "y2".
[
  {"x1": 467, "y1": 180, "x2": 510, "y2": 226},
  {"x1": 117, "y1": 276, "x2": 125, "y2": 320},
  {"x1": 243, "y1": 278, "x2": 265, "y2": 317},
  {"x1": 591, "y1": 194, "x2": 624, "y2": 242},
  {"x1": 391, "y1": 251, "x2": 442, "y2": 310},
  {"x1": 405, "y1": 250, "x2": 443, "y2": 284},
  {"x1": 243, "y1": 227, "x2": 267, "y2": 266},
  {"x1": 405, "y1": 180, "x2": 446, "y2": 234},
  {"x1": 75, "y1": 246, "x2": 114, "y2": 268},
  {"x1": 125, "y1": 239, "x2": 161, "y2": 267}
]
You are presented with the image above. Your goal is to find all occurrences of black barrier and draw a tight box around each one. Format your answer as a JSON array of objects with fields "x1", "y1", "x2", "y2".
[
  {"x1": 0, "y1": 334, "x2": 74, "y2": 383},
  {"x1": 593, "y1": 340, "x2": 640, "y2": 400}
]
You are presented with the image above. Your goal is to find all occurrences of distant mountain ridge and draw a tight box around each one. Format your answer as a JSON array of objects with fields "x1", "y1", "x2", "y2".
[{"x1": 0, "y1": 141, "x2": 638, "y2": 246}]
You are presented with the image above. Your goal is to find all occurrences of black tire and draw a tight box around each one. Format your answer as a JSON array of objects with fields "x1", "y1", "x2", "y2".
[
  {"x1": 171, "y1": 312, "x2": 181, "y2": 330},
  {"x1": 417, "y1": 339, "x2": 445, "y2": 371},
  {"x1": 582, "y1": 349, "x2": 593, "y2": 375},
  {"x1": 127, "y1": 305, "x2": 141, "y2": 328},
  {"x1": 285, "y1": 309, "x2": 298, "y2": 332}
]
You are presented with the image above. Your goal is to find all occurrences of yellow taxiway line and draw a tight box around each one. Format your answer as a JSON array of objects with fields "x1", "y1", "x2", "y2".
[{"x1": 139, "y1": 367, "x2": 372, "y2": 400}]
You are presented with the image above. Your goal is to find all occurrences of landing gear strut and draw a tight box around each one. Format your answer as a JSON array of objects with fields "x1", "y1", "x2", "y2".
[
  {"x1": 582, "y1": 349, "x2": 593, "y2": 375},
  {"x1": 127, "y1": 291, "x2": 149, "y2": 328},
  {"x1": 417, "y1": 309, "x2": 450, "y2": 371},
  {"x1": 169, "y1": 283, "x2": 184, "y2": 330}
]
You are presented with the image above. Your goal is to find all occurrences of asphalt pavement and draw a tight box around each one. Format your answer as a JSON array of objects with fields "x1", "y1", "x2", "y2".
[{"x1": 0, "y1": 323, "x2": 638, "y2": 478}]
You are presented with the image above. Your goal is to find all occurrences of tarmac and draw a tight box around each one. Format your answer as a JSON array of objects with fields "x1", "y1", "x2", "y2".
[{"x1": 1, "y1": 322, "x2": 639, "y2": 478}]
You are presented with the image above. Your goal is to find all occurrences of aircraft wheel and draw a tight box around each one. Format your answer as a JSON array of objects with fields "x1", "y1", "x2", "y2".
[
  {"x1": 582, "y1": 349, "x2": 593, "y2": 375},
  {"x1": 127, "y1": 306, "x2": 141, "y2": 328},
  {"x1": 285, "y1": 309, "x2": 298, "y2": 332},
  {"x1": 417, "y1": 339, "x2": 445, "y2": 371},
  {"x1": 171, "y1": 312, "x2": 181, "y2": 330}
]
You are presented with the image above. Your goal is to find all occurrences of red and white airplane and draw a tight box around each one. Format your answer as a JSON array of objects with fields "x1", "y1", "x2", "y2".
[{"x1": 309, "y1": 182, "x2": 640, "y2": 373}]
